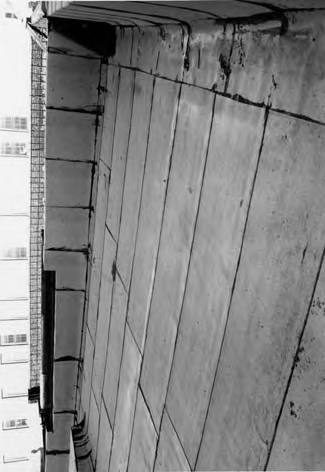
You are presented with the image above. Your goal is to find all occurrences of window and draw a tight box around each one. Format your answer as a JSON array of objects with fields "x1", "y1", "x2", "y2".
[
  {"x1": 4, "y1": 13, "x2": 17, "y2": 19},
  {"x1": 0, "y1": 299, "x2": 28, "y2": 319},
  {"x1": 0, "y1": 142, "x2": 27, "y2": 155},
  {"x1": 0, "y1": 334, "x2": 27, "y2": 345},
  {"x1": 1, "y1": 388, "x2": 28, "y2": 399},
  {"x1": 0, "y1": 314, "x2": 28, "y2": 321},
  {"x1": 3, "y1": 455, "x2": 29, "y2": 463},
  {"x1": 0, "y1": 116, "x2": 26, "y2": 130},
  {"x1": 1, "y1": 247, "x2": 27, "y2": 259},
  {"x1": 2, "y1": 418, "x2": 28, "y2": 430},
  {"x1": 0, "y1": 352, "x2": 28, "y2": 364}
]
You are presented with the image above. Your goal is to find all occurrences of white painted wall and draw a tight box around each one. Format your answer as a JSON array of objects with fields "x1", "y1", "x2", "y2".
[
  {"x1": 0, "y1": 9, "x2": 42, "y2": 471},
  {"x1": 0, "y1": 216, "x2": 29, "y2": 251},
  {"x1": 0, "y1": 299, "x2": 29, "y2": 320}
]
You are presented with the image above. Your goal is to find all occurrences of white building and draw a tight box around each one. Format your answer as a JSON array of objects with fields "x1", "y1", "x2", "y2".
[{"x1": 0, "y1": 8, "x2": 42, "y2": 471}]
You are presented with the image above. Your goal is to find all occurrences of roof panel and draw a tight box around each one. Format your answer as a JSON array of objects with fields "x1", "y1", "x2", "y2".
[{"x1": 43, "y1": 0, "x2": 273, "y2": 25}]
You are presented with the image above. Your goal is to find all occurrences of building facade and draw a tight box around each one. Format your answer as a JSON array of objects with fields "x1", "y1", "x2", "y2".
[
  {"x1": 40, "y1": 2, "x2": 325, "y2": 471},
  {"x1": 0, "y1": 9, "x2": 42, "y2": 471},
  {"x1": 0, "y1": 115, "x2": 42, "y2": 470}
]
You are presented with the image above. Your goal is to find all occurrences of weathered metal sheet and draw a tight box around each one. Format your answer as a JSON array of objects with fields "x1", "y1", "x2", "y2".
[
  {"x1": 100, "y1": 65, "x2": 120, "y2": 170},
  {"x1": 46, "y1": 454, "x2": 70, "y2": 472},
  {"x1": 86, "y1": 64, "x2": 116, "y2": 339},
  {"x1": 109, "y1": 325, "x2": 141, "y2": 472},
  {"x1": 166, "y1": 97, "x2": 265, "y2": 467},
  {"x1": 48, "y1": 24, "x2": 102, "y2": 58},
  {"x1": 54, "y1": 361, "x2": 78, "y2": 411},
  {"x1": 106, "y1": 69, "x2": 135, "y2": 241},
  {"x1": 48, "y1": 1, "x2": 269, "y2": 26},
  {"x1": 87, "y1": 161, "x2": 110, "y2": 341},
  {"x1": 92, "y1": 229, "x2": 116, "y2": 406},
  {"x1": 47, "y1": 54, "x2": 100, "y2": 109},
  {"x1": 45, "y1": 207, "x2": 89, "y2": 249},
  {"x1": 80, "y1": 328, "x2": 94, "y2": 417},
  {"x1": 272, "y1": 12, "x2": 325, "y2": 123},
  {"x1": 110, "y1": 27, "x2": 134, "y2": 66},
  {"x1": 131, "y1": 25, "x2": 185, "y2": 81},
  {"x1": 46, "y1": 160, "x2": 92, "y2": 207},
  {"x1": 267, "y1": 258, "x2": 325, "y2": 469},
  {"x1": 227, "y1": 25, "x2": 278, "y2": 104},
  {"x1": 44, "y1": 252, "x2": 86, "y2": 290},
  {"x1": 55, "y1": 8, "x2": 151, "y2": 27},
  {"x1": 68, "y1": 429, "x2": 78, "y2": 472},
  {"x1": 116, "y1": 72, "x2": 154, "y2": 289},
  {"x1": 228, "y1": 12, "x2": 325, "y2": 122},
  {"x1": 45, "y1": 1, "x2": 71, "y2": 17},
  {"x1": 128, "y1": 389, "x2": 157, "y2": 472},
  {"x1": 155, "y1": 410, "x2": 190, "y2": 472},
  {"x1": 96, "y1": 404, "x2": 112, "y2": 472},
  {"x1": 46, "y1": 109, "x2": 96, "y2": 161},
  {"x1": 127, "y1": 78, "x2": 180, "y2": 352},
  {"x1": 197, "y1": 113, "x2": 325, "y2": 470},
  {"x1": 102, "y1": 276, "x2": 128, "y2": 422},
  {"x1": 140, "y1": 85, "x2": 214, "y2": 430},
  {"x1": 47, "y1": 414, "x2": 74, "y2": 450},
  {"x1": 88, "y1": 389, "x2": 100, "y2": 465},
  {"x1": 96, "y1": 1, "x2": 215, "y2": 23},
  {"x1": 183, "y1": 22, "x2": 233, "y2": 91},
  {"x1": 55, "y1": 292, "x2": 84, "y2": 359},
  {"x1": 251, "y1": 0, "x2": 325, "y2": 6}
]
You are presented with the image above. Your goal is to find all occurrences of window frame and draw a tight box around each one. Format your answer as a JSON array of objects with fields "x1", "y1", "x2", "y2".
[
  {"x1": 0, "y1": 247, "x2": 27, "y2": 260},
  {"x1": 0, "y1": 142, "x2": 27, "y2": 156},
  {"x1": 1, "y1": 388, "x2": 28, "y2": 399},
  {"x1": 0, "y1": 353, "x2": 28, "y2": 364},
  {"x1": 3, "y1": 455, "x2": 29, "y2": 463},
  {"x1": 0, "y1": 315, "x2": 28, "y2": 322},
  {"x1": 0, "y1": 334, "x2": 28, "y2": 346},
  {"x1": 2, "y1": 418, "x2": 28, "y2": 430},
  {"x1": 0, "y1": 116, "x2": 27, "y2": 131}
]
